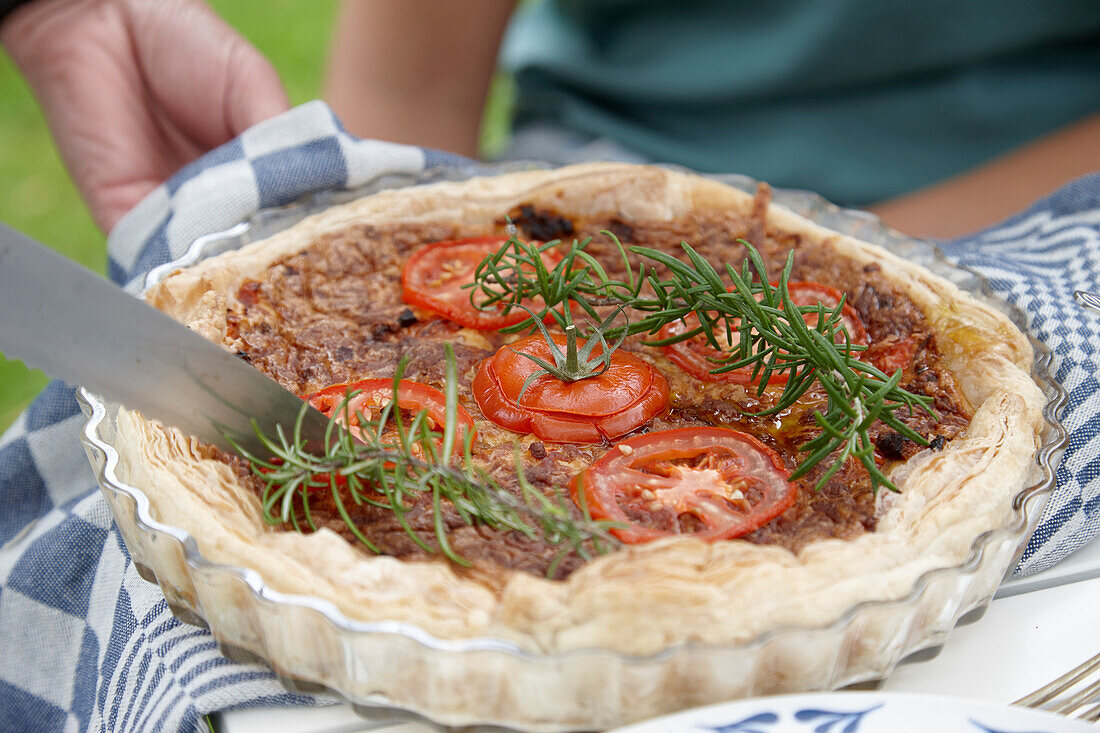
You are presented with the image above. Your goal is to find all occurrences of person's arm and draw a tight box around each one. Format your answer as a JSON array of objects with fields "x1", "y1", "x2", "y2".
[
  {"x1": 0, "y1": 0, "x2": 289, "y2": 233},
  {"x1": 324, "y1": 0, "x2": 516, "y2": 158},
  {"x1": 869, "y1": 111, "x2": 1100, "y2": 239}
]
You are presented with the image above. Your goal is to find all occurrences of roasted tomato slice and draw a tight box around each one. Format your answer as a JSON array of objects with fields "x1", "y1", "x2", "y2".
[
  {"x1": 866, "y1": 334, "x2": 918, "y2": 375},
  {"x1": 658, "y1": 281, "x2": 868, "y2": 384},
  {"x1": 472, "y1": 333, "x2": 670, "y2": 443},
  {"x1": 570, "y1": 427, "x2": 796, "y2": 543},
  {"x1": 401, "y1": 236, "x2": 563, "y2": 329},
  {"x1": 308, "y1": 378, "x2": 476, "y2": 450}
]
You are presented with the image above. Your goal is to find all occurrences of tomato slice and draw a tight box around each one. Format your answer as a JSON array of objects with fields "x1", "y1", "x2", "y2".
[
  {"x1": 473, "y1": 333, "x2": 669, "y2": 443},
  {"x1": 264, "y1": 379, "x2": 473, "y2": 493},
  {"x1": 401, "y1": 236, "x2": 563, "y2": 329},
  {"x1": 308, "y1": 378, "x2": 476, "y2": 451},
  {"x1": 570, "y1": 427, "x2": 796, "y2": 543},
  {"x1": 865, "y1": 334, "x2": 918, "y2": 375},
  {"x1": 658, "y1": 281, "x2": 868, "y2": 385}
]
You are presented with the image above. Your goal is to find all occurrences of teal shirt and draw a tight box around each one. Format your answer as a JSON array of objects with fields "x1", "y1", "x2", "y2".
[{"x1": 501, "y1": 1, "x2": 1100, "y2": 205}]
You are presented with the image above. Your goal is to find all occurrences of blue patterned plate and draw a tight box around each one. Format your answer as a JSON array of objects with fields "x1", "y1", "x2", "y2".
[{"x1": 610, "y1": 692, "x2": 1092, "y2": 733}]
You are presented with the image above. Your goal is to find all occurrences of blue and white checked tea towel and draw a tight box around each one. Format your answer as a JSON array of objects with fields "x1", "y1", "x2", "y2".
[{"x1": 1, "y1": 101, "x2": 1098, "y2": 731}]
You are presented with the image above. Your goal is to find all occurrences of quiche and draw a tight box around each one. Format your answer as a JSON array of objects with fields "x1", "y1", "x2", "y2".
[{"x1": 108, "y1": 163, "x2": 1046, "y2": 727}]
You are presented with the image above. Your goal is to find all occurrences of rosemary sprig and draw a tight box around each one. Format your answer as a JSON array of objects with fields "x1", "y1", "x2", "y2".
[
  {"x1": 468, "y1": 233, "x2": 936, "y2": 493},
  {"x1": 469, "y1": 231, "x2": 643, "y2": 335},
  {"x1": 231, "y1": 344, "x2": 617, "y2": 570},
  {"x1": 510, "y1": 302, "x2": 629, "y2": 400}
]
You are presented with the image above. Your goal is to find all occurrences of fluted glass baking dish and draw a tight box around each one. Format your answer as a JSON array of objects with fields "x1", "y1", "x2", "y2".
[{"x1": 78, "y1": 164, "x2": 1067, "y2": 731}]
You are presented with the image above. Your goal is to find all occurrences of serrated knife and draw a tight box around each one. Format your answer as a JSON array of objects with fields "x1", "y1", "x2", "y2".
[{"x1": 0, "y1": 222, "x2": 330, "y2": 455}]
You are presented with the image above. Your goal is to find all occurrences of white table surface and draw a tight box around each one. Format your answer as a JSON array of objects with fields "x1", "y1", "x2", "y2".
[{"x1": 217, "y1": 538, "x2": 1100, "y2": 732}]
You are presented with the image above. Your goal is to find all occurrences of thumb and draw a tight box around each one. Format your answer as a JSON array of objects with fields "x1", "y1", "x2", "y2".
[
  {"x1": 127, "y1": 0, "x2": 290, "y2": 146},
  {"x1": 223, "y1": 37, "x2": 291, "y2": 135}
]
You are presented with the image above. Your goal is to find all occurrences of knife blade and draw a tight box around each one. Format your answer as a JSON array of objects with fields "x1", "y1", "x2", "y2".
[{"x1": 0, "y1": 222, "x2": 331, "y2": 455}]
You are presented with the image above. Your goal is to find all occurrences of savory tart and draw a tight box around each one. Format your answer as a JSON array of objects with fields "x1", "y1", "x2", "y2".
[{"x1": 114, "y1": 163, "x2": 1044, "y2": 667}]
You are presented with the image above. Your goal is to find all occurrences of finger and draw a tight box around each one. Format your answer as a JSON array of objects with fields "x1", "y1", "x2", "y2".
[
  {"x1": 125, "y1": 0, "x2": 289, "y2": 148},
  {"x1": 223, "y1": 38, "x2": 291, "y2": 135},
  {"x1": 97, "y1": 179, "x2": 160, "y2": 233}
]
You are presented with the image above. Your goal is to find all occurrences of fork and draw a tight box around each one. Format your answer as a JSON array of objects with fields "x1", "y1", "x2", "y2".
[{"x1": 1014, "y1": 650, "x2": 1100, "y2": 721}]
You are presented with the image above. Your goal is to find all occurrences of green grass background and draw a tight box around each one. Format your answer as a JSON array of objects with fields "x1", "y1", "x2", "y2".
[{"x1": 0, "y1": 1, "x2": 511, "y2": 432}]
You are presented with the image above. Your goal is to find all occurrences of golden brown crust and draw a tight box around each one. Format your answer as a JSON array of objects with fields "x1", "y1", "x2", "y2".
[{"x1": 117, "y1": 163, "x2": 1044, "y2": 655}]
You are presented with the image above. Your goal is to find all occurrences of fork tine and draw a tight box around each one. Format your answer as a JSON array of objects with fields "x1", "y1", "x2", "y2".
[
  {"x1": 1074, "y1": 290, "x2": 1100, "y2": 313},
  {"x1": 1082, "y1": 700, "x2": 1100, "y2": 723},
  {"x1": 1013, "y1": 651, "x2": 1100, "y2": 708},
  {"x1": 1053, "y1": 676, "x2": 1100, "y2": 717}
]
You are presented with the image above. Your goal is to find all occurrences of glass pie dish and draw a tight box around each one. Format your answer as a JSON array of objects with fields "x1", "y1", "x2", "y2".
[{"x1": 77, "y1": 165, "x2": 1067, "y2": 732}]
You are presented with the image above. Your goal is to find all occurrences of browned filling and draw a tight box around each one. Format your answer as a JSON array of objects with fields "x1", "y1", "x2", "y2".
[{"x1": 215, "y1": 194, "x2": 971, "y2": 580}]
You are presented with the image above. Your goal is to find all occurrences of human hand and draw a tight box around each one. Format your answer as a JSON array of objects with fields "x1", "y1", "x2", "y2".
[{"x1": 1, "y1": 0, "x2": 289, "y2": 233}]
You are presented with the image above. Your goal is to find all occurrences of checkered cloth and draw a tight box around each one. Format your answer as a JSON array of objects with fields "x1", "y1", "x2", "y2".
[{"x1": 0, "y1": 101, "x2": 1097, "y2": 731}]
